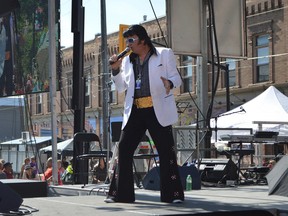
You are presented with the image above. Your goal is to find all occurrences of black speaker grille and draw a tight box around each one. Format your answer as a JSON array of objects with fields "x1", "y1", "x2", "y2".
[
  {"x1": 0, "y1": 0, "x2": 20, "y2": 17},
  {"x1": 197, "y1": 159, "x2": 238, "y2": 183}
]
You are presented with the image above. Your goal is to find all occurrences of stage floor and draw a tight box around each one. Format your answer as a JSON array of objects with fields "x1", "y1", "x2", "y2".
[{"x1": 19, "y1": 184, "x2": 288, "y2": 216}]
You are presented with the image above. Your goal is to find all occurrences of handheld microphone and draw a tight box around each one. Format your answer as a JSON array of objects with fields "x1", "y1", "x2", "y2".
[{"x1": 109, "y1": 47, "x2": 130, "y2": 65}]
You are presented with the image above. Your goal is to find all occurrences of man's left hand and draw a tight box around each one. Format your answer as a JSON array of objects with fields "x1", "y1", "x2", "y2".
[{"x1": 160, "y1": 76, "x2": 171, "y2": 95}]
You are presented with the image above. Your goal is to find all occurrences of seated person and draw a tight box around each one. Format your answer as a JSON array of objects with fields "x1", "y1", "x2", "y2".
[
  {"x1": 20, "y1": 157, "x2": 30, "y2": 179},
  {"x1": 61, "y1": 158, "x2": 73, "y2": 183},
  {"x1": 22, "y1": 165, "x2": 34, "y2": 179},
  {"x1": 92, "y1": 158, "x2": 107, "y2": 184},
  {"x1": 30, "y1": 156, "x2": 38, "y2": 178},
  {"x1": 0, "y1": 161, "x2": 7, "y2": 179},
  {"x1": 267, "y1": 160, "x2": 276, "y2": 170},
  {"x1": 44, "y1": 157, "x2": 62, "y2": 185},
  {"x1": 3, "y1": 162, "x2": 13, "y2": 179}
]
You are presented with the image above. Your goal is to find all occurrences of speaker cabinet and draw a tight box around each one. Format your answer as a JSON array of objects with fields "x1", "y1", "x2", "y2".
[
  {"x1": 142, "y1": 167, "x2": 160, "y2": 190},
  {"x1": 0, "y1": 0, "x2": 20, "y2": 16},
  {"x1": 111, "y1": 122, "x2": 122, "y2": 142},
  {"x1": 0, "y1": 179, "x2": 47, "y2": 198},
  {"x1": 197, "y1": 159, "x2": 238, "y2": 183},
  {"x1": 0, "y1": 182, "x2": 23, "y2": 213},
  {"x1": 142, "y1": 166, "x2": 201, "y2": 190}
]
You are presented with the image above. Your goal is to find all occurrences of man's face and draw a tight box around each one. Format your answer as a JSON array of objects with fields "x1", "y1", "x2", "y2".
[
  {"x1": 125, "y1": 35, "x2": 143, "y2": 53},
  {"x1": 5, "y1": 165, "x2": 12, "y2": 171}
]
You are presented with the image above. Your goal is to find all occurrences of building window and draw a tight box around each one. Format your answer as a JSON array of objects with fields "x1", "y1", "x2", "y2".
[
  {"x1": 68, "y1": 79, "x2": 72, "y2": 109},
  {"x1": 226, "y1": 59, "x2": 236, "y2": 87},
  {"x1": 182, "y1": 55, "x2": 193, "y2": 93},
  {"x1": 36, "y1": 94, "x2": 42, "y2": 114},
  {"x1": 110, "y1": 82, "x2": 116, "y2": 104},
  {"x1": 47, "y1": 93, "x2": 51, "y2": 113},
  {"x1": 255, "y1": 35, "x2": 269, "y2": 82},
  {"x1": 85, "y1": 75, "x2": 91, "y2": 107},
  {"x1": 29, "y1": 96, "x2": 33, "y2": 115}
]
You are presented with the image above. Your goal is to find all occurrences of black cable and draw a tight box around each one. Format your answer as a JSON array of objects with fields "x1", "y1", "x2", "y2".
[
  {"x1": 20, "y1": 204, "x2": 39, "y2": 213},
  {"x1": 0, "y1": 203, "x2": 39, "y2": 215},
  {"x1": 206, "y1": 0, "x2": 215, "y2": 130},
  {"x1": 148, "y1": 0, "x2": 206, "y2": 120},
  {"x1": 148, "y1": 0, "x2": 168, "y2": 48},
  {"x1": 148, "y1": 1, "x2": 208, "y2": 164},
  {"x1": 56, "y1": 94, "x2": 74, "y2": 128},
  {"x1": 206, "y1": 0, "x2": 221, "y2": 128},
  {"x1": 59, "y1": 80, "x2": 74, "y2": 115},
  {"x1": 209, "y1": 0, "x2": 221, "y2": 106}
]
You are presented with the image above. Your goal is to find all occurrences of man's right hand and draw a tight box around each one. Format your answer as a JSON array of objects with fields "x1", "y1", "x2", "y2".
[{"x1": 109, "y1": 54, "x2": 122, "y2": 70}]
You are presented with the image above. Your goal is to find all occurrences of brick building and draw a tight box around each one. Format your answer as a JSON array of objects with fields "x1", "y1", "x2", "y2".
[{"x1": 28, "y1": 0, "x2": 288, "y2": 161}]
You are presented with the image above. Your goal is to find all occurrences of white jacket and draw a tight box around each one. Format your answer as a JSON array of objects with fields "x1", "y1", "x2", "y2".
[{"x1": 112, "y1": 47, "x2": 181, "y2": 129}]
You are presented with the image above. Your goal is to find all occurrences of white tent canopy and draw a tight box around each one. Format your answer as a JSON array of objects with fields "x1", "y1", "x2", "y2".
[
  {"x1": 211, "y1": 86, "x2": 288, "y2": 140},
  {"x1": 1, "y1": 136, "x2": 53, "y2": 145},
  {"x1": 39, "y1": 138, "x2": 111, "y2": 157},
  {"x1": 39, "y1": 138, "x2": 73, "y2": 156}
]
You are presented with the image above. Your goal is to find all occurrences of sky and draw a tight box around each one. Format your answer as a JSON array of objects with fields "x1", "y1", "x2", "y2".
[{"x1": 60, "y1": 0, "x2": 166, "y2": 48}]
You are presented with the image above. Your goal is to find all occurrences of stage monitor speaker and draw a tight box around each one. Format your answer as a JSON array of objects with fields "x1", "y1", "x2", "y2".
[
  {"x1": 142, "y1": 166, "x2": 201, "y2": 191},
  {"x1": 0, "y1": 181, "x2": 23, "y2": 213},
  {"x1": 197, "y1": 158, "x2": 238, "y2": 183},
  {"x1": 266, "y1": 155, "x2": 288, "y2": 196},
  {"x1": 1, "y1": 179, "x2": 48, "y2": 198},
  {"x1": 0, "y1": 0, "x2": 20, "y2": 17},
  {"x1": 111, "y1": 122, "x2": 122, "y2": 142},
  {"x1": 142, "y1": 167, "x2": 160, "y2": 190}
]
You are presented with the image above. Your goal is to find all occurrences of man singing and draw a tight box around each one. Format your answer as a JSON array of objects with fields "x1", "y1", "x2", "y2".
[{"x1": 105, "y1": 24, "x2": 184, "y2": 203}]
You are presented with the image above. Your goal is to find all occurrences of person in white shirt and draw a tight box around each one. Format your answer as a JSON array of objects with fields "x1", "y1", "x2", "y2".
[{"x1": 105, "y1": 24, "x2": 184, "y2": 204}]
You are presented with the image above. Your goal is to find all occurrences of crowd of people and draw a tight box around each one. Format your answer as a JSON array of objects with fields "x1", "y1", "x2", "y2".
[
  {"x1": 0, "y1": 156, "x2": 107, "y2": 186},
  {"x1": 0, "y1": 157, "x2": 40, "y2": 180},
  {"x1": 43, "y1": 157, "x2": 107, "y2": 185}
]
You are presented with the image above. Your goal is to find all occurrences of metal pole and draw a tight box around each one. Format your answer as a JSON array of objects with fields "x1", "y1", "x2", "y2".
[
  {"x1": 48, "y1": 0, "x2": 58, "y2": 185},
  {"x1": 197, "y1": 0, "x2": 209, "y2": 158},
  {"x1": 100, "y1": 0, "x2": 110, "y2": 168},
  {"x1": 225, "y1": 64, "x2": 231, "y2": 111},
  {"x1": 71, "y1": 0, "x2": 85, "y2": 184}
]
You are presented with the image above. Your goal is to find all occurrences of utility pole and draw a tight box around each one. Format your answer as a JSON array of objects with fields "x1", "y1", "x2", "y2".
[
  {"x1": 48, "y1": 0, "x2": 58, "y2": 185},
  {"x1": 71, "y1": 0, "x2": 85, "y2": 184},
  {"x1": 100, "y1": 0, "x2": 110, "y2": 160}
]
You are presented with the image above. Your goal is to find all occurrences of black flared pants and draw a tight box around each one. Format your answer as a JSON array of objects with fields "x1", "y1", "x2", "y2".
[{"x1": 108, "y1": 105, "x2": 184, "y2": 203}]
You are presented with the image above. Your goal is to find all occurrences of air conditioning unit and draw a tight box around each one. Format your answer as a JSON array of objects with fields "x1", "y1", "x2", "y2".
[{"x1": 21, "y1": 131, "x2": 30, "y2": 141}]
